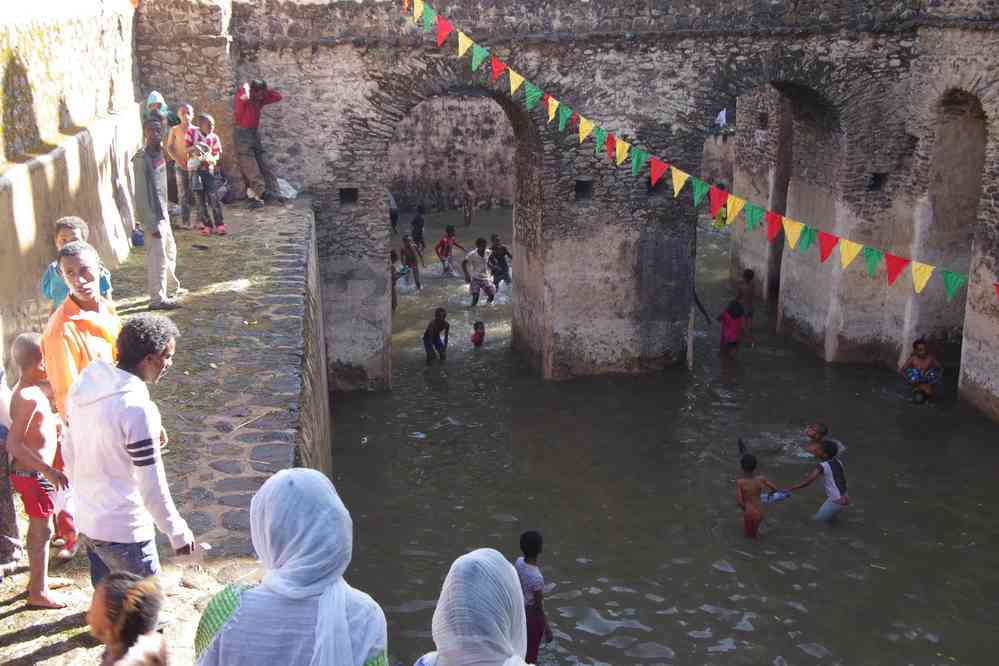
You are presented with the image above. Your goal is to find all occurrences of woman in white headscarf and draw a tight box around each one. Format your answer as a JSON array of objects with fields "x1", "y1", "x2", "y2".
[
  {"x1": 415, "y1": 548, "x2": 531, "y2": 666},
  {"x1": 195, "y1": 468, "x2": 387, "y2": 666}
]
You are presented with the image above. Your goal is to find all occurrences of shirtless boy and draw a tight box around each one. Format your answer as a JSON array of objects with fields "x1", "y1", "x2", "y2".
[
  {"x1": 901, "y1": 338, "x2": 942, "y2": 403},
  {"x1": 801, "y1": 422, "x2": 847, "y2": 459},
  {"x1": 736, "y1": 269, "x2": 755, "y2": 344},
  {"x1": 735, "y1": 454, "x2": 778, "y2": 539},
  {"x1": 401, "y1": 236, "x2": 425, "y2": 290},
  {"x1": 6, "y1": 334, "x2": 71, "y2": 609},
  {"x1": 423, "y1": 308, "x2": 450, "y2": 364}
]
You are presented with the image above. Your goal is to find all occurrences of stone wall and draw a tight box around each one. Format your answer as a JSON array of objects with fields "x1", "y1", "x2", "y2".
[
  {"x1": 388, "y1": 95, "x2": 515, "y2": 210},
  {"x1": 0, "y1": 1, "x2": 140, "y2": 374}
]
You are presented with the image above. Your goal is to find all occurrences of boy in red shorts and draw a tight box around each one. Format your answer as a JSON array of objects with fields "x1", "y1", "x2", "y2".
[
  {"x1": 735, "y1": 454, "x2": 778, "y2": 539},
  {"x1": 6, "y1": 333, "x2": 72, "y2": 608}
]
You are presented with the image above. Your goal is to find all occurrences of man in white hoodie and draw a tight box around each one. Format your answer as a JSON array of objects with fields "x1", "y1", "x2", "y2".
[{"x1": 65, "y1": 313, "x2": 193, "y2": 585}]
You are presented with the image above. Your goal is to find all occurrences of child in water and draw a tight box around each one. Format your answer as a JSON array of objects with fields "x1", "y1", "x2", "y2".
[
  {"x1": 900, "y1": 338, "x2": 942, "y2": 403},
  {"x1": 718, "y1": 300, "x2": 746, "y2": 356},
  {"x1": 423, "y1": 308, "x2": 450, "y2": 364},
  {"x1": 516, "y1": 530, "x2": 554, "y2": 663},
  {"x1": 471, "y1": 321, "x2": 485, "y2": 347},
  {"x1": 735, "y1": 454, "x2": 778, "y2": 539},
  {"x1": 434, "y1": 225, "x2": 466, "y2": 277}
]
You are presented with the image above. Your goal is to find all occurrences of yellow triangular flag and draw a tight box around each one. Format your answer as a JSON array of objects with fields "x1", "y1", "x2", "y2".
[
  {"x1": 457, "y1": 32, "x2": 473, "y2": 58},
  {"x1": 725, "y1": 195, "x2": 746, "y2": 224},
  {"x1": 615, "y1": 138, "x2": 630, "y2": 165},
  {"x1": 671, "y1": 168, "x2": 690, "y2": 198},
  {"x1": 508, "y1": 69, "x2": 524, "y2": 95},
  {"x1": 414, "y1": 0, "x2": 424, "y2": 22},
  {"x1": 578, "y1": 116, "x2": 593, "y2": 143},
  {"x1": 783, "y1": 218, "x2": 803, "y2": 249},
  {"x1": 839, "y1": 239, "x2": 863, "y2": 269},
  {"x1": 547, "y1": 97, "x2": 559, "y2": 123},
  {"x1": 911, "y1": 261, "x2": 935, "y2": 294}
]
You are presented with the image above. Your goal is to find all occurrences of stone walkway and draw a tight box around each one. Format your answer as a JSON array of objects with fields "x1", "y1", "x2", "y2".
[{"x1": 0, "y1": 199, "x2": 318, "y2": 664}]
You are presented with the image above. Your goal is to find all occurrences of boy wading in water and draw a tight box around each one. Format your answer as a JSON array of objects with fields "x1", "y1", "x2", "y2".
[
  {"x1": 401, "y1": 236, "x2": 425, "y2": 290},
  {"x1": 736, "y1": 269, "x2": 755, "y2": 345},
  {"x1": 462, "y1": 238, "x2": 496, "y2": 307},
  {"x1": 489, "y1": 234, "x2": 513, "y2": 289},
  {"x1": 718, "y1": 301, "x2": 746, "y2": 356},
  {"x1": 786, "y1": 441, "x2": 849, "y2": 522},
  {"x1": 423, "y1": 308, "x2": 450, "y2": 364},
  {"x1": 434, "y1": 225, "x2": 466, "y2": 277},
  {"x1": 901, "y1": 338, "x2": 942, "y2": 403},
  {"x1": 516, "y1": 530, "x2": 554, "y2": 663},
  {"x1": 735, "y1": 454, "x2": 778, "y2": 539},
  {"x1": 6, "y1": 334, "x2": 73, "y2": 608}
]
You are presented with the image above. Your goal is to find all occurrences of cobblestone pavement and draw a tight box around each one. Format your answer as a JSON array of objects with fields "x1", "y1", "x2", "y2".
[{"x1": 0, "y1": 199, "x2": 316, "y2": 664}]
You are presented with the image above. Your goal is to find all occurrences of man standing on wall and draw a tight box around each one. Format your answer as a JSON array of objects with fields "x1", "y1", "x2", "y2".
[{"x1": 234, "y1": 80, "x2": 283, "y2": 209}]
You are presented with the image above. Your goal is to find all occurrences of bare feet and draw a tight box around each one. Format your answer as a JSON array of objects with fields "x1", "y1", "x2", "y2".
[{"x1": 25, "y1": 592, "x2": 67, "y2": 610}]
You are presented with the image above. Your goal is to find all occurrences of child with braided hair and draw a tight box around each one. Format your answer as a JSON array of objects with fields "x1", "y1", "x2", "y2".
[{"x1": 88, "y1": 571, "x2": 168, "y2": 665}]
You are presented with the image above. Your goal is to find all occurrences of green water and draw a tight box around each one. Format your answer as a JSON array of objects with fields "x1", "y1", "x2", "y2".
[{"x1": 332, "y1": 207, "x2": 999, "y2": 665}]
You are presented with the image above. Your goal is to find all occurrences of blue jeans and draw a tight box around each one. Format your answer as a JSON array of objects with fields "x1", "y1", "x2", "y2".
[
  {"x1": 813, "y1": 499, "x2": 845, "y2": 522},
  {"x1": 86, "y1": 537, "x2": 161, "y2": 586}
]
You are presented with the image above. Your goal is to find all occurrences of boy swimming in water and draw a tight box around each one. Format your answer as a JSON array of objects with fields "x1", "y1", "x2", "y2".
[
  {"x1": 901, "y1": 338, "x2": 942, "y2": 403},
  {"x1": 800, "y1": 422, "x2": 847, "y2": 459},
  {"x1": 423, "y1": 307, "x2": 450, "y2": 364},
  {"x1": 735, "y1": 454, "x2": 778, "y2": 539}
]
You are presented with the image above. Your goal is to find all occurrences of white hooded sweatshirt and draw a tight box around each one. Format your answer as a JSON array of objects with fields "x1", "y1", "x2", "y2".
[{"x1": 65, "y1": 360, "x2": 192, "y2": 548}]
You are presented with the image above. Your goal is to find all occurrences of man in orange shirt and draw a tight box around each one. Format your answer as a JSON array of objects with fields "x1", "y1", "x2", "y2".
[{"x1": 41, "y1": 241, "x2": 122, "y2": 555}]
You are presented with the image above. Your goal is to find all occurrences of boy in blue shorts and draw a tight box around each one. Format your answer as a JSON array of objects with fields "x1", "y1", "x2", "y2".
[{"x1": 423, "y1": 308, "x2": 450, "y2": 364}]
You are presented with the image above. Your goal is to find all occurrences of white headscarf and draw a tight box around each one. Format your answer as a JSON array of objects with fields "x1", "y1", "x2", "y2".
[
  {"x1": 423, "y1": 548, "x2": 529, "y2": 666},
  {"x1": 250, "y1": 468, "x2": 356, "y2": 666}
]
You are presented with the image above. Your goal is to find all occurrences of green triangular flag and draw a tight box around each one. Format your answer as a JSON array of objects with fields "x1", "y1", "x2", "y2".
[
  {"x1": 862, "y1": 246, "x2": 884, "y2": 277},
  {"x1": 799, "y1": 225, "x2": 818, "y2": 252},
  {"x1": 744, "y1": 203, "x2": 764, "y2": 231},
  {"x1": 422, "y1": 5, "x2": 437, "y2": 32},
  {"x1": 593, "y1": 127, "x2": 608, "y2": 156},
  {"x1": 471, "y1": 44, "x2": 490, "y2": 72},
  {"x1": 523, "y1": 82, "x2": 543, "y2": 111},
  {"x1": 557, "y1": 104, "x2": 573, "y2": 132},
  {"x1": 942, "y1": 270, "x2": 968, "y2": 301},
  {"x1": 691, "y1": 177, "x2": 710, "y2": 208},
  {"x1": 630, "y1": 148, "x2": 649, "y2": 178}
]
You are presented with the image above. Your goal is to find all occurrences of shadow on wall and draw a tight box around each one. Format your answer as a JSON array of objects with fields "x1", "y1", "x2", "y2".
[{"x1": 1, "y1": 53, "x2": 59, "y2": 162}]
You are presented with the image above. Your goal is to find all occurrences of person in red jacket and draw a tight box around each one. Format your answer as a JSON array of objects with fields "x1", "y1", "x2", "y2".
[{"x1": 234, "y1": 79, "x2": 283, "y2": 209}]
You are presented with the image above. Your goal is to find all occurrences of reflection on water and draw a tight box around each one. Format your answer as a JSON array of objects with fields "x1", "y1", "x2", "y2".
[{"x1": 333, "y1": 208, "x2": 999, "y2": 665}]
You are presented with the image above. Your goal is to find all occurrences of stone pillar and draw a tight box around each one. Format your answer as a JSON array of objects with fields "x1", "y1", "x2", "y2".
[{"x1": 959, "y1": 239, "x2": 999, "y2": 419}]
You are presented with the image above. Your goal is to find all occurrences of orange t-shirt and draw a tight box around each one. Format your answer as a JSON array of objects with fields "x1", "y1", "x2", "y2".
[{"x1": 41, "y1": 296, "x2": 122, "y2": 416}]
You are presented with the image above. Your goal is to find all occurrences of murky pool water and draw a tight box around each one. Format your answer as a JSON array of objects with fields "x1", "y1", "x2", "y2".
[{"x1": 331, "y1": 208, "x2": 999, "y2": 665}]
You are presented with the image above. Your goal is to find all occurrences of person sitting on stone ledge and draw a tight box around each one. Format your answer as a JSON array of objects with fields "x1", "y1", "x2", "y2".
[
  {"x1": 415, "y1": 548, "x2": 532, "y2": 666},
  {"x1": 901, "y1": 338, "x2": 943, "y2": 403},
  {"x1": 234, "y1": 79, "x2": 283, "y2": 209},
  {"x1": 195, "y1": 468, "x2": 388, "y2": 666}
]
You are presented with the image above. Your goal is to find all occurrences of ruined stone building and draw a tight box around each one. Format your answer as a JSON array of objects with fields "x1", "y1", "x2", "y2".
[{"x1": 3, "y1": 0, "x2": 999, "y2": 421}]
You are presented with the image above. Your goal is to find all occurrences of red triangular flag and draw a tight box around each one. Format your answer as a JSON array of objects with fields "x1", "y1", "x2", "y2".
[
  {"x1": 490, "y1": 55, "x2": 507, "y2": 83},
  {"x1": 435, "y1": 16, "x2": 454, "y2": 47},
  {"x1": 708, "y1": 186, "x2": 728, "y2": 218},
  {"x1": 571, "y1": 112, "x2": 579, "y2": 129},
  {"x1": 649, "y1": 158, "x2": 668, "y2": 187},
  {"x1": 542, "y1": 93, "x2": 551, "y2": 110},
  {"x1": 883, "y1": 253, "x2": 911, "y2": 286},
  {"x1": 995, "y1": 282, "x2": 999, "y2": 301},
  {"x1": 818, "y1": 231, "x2": 839, "y2": 263},
  {"x1": 766, "y1": 211, "x2": 783, "y2": 243},
  {"x1": 605, "y1": 133, "x2": 616, "y2": 161}
]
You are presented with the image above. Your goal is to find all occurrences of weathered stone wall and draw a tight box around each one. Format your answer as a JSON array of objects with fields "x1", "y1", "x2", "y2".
[
  {"x1": 0, "y1": 1, "x2": 140, "y2": 374},
  {"x1": 388, "y1": 95, "x2": 515, "y2": 210},
  {"x1": 701, "y1": 133, "x2": 734, "y2": 188}
]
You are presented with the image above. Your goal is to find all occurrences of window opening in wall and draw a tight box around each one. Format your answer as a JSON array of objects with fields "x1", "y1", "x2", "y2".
[
  {"x1": 865, "y1": 173, "x2": 887, "y2": 191},
  {"x1": 339, "y1": 188, "x2": 359, "y2": 206},
  {"x1": 575, "y1": 178, "x2": 593, "y2": 201}
]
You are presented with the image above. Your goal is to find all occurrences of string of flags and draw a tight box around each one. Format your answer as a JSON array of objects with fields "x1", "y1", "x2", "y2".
[{"x1": 403, "y1": 1, "x2": 997, "y2": 304}]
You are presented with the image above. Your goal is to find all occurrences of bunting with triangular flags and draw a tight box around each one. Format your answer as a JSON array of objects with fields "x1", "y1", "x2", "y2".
[
  {"x1": 649, "y1": 158, "x2": 668, "y2": 187},
  {"x1": 457, "y1": 31, "x2": 473, "y2": 57},
  {"x1": 863, "y1": 247, "x2": 884, "y2": 277},
  {"x1": 422, "y1": 5, "x2": 437, "y2": 32},
  {"x1": 783, "y1": 218, "x2": 804, "y2": 249},
  {"x1": 414, "y1": 0, "x2": 424, "y2": 22},
  {"x1": 994, "y1": 282, "x2": 999, "y2": 302},
  {"x1": 798, "y1": 225, "x2": 818, "y2": 252},
  {"x1": 615, "y1": 138, "x2": 630, "y2": 165},
  {"x1": 942, "y1": 271, "x2": 968, "y2": 301},
  {"x1": 471, "y1": 44, "x2": 489, "y2": 71},
  {"x1": 593, "y1": 127, "x2": 608, "y2": 156},
  {"x1": 839, "y1": 239, "x2": 863, "y2": 269},
  {"x1": 672, "y1": 168, "x2": 690, "y2": 198},
  {"x1": 605, "y1": 133, "x2": 616, "y2": 161},
  {"x1": 436, "y1": 16, "x2": 454, "y2": 46},
  {"x1": 744, "y1": 204, "x2": 764, "y2": 231},
  {"x1": 911, "y1": 261, "x2": 935, "y2": 294},
  {"x1": 884, "y1": 253, "x2": 911, "y2": 286},
  {"x1": 579, "y1": 116, "x2": 594, "y2": 143},
  {"x1": 508, "y1": 69, "x2": 524, "y2": 95},
  {"x1": 818, "y1": 231, "x2": 839, "y2": 263},
  {"x1": 708, "y1": 187, "x2": 728, "y2": 218},
  {"x1": 631, "y1": 148, "x2": 649, "y2": 177},
  {"x1": 523, "y1": 82, "x2": 543, "y2": 111},
  {"x1": 766, "y1": 212, "x2": 783, "y2": 243},
  {"x1": 691, "y1": 178, "x2": 710, "y2": 208},
  {"x1": 490, "y1": 55, "x2": 507, "y2": 83},
  {"x1": 557, "y1": 104, "x2": 573, "y2": 132},
  {"x1": 547, "y1": 96, "x2": 560, "y2": 123},
  {"x1": 725, "y1": 195, "x2": 746, "y2": 224}
]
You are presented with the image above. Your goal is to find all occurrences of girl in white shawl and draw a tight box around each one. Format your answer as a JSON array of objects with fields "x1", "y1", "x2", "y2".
[
  {"x1": 196, "y1": 468, "x2": 387, "y2": 666},
  {"x1": 415, "y1": 548, "x2": 531, "y2": 666}
]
